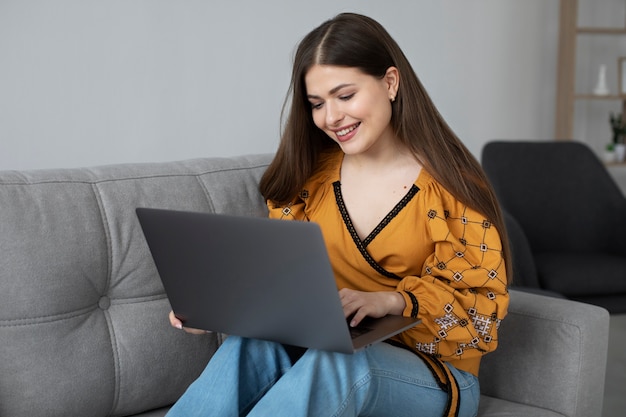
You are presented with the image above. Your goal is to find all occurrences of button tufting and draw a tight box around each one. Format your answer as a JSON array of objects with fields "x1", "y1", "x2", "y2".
[{"x1": 98, "y1": 296, "x2": 111, "y2": 310}]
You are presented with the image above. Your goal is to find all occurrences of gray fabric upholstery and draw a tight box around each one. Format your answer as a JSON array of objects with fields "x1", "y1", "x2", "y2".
[
  {"x1": 0, "y1": 154, "x2": 610, "y2": 416},
  {"x1": 482, "y1": 141, "x2": 626, "y2": 253},
  {"x1": 502, "y1": 210, "x2": 540, "y2": 288},
  {"x1": 479, "y1": 290, "x2": 609, "y2": 417},
  {"x1": 0, "y1": 155, "x2": 272, "y2": 417},
  {"x1": 478, "y1": 396, "x2": 565, "y2": 417},
  {"x1": 482, "y1": 140, "x2": 626, "y2": 313},
  {"x1": 535, "y1": 253, "x2": 626, "y2": 295},
  {"x1": 132, "y1": 408, "x2": 169, "y2": 417}
]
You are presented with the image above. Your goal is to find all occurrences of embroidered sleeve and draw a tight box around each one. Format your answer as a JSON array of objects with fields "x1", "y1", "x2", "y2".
[
  {"x1": 266, "y1": 190, "x2": 310, "y2": 222},
  {"x1": 395, "y1": 195, "x2": 509, "y2": 363}
]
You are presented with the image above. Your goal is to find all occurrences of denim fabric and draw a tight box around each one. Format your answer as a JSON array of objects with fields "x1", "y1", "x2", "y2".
[{"x1": 166, "y1": 336, "x2": 479, "y2": 417}]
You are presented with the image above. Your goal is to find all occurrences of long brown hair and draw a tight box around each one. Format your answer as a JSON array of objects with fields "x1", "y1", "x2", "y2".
[{"x1": 259, "y1": 13, "x2": 511, "y2": 283}]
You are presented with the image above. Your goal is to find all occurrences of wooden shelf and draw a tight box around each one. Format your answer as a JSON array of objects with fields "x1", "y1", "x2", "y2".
[
  {"x1": 555, "y1": 0, "x2": 626, "y2": 139},
  {"x1": 577, "y1": 27, "x2": 626, "y2": 34},
  {"x1": 575, "y1": 94, "x2": 626, "y2": 100}
]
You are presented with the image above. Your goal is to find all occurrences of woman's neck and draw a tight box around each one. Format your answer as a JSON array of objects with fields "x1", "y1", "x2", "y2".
[{"x1": 343, "y1": 140, "x2": 417, "y2": 174}]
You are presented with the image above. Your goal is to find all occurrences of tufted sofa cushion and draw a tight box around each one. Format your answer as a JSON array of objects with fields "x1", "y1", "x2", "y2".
[{"x1": 0, "y1": 154, "x2": 273, "y2": 417}]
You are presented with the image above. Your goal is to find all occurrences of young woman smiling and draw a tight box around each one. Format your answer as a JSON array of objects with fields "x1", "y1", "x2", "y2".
[{"x1": 167, "y1": 13, "x2": 510, "y2": 417}]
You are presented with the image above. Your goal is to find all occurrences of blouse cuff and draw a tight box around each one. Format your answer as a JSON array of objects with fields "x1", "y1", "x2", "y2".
[{"x1": 399, "y1": 290, "x2": 419, "y2": 318}]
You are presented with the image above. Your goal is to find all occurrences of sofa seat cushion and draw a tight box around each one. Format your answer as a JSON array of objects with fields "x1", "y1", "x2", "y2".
[
  {"x1": 535, "y1": 252, "x2": 626, "y2": 296},
  {"x1": 478, "y1": 396, "x2": 565, "y2": 417},
  {"x1": 130, "y1": 407, "x2": 169, "y2": 417}
]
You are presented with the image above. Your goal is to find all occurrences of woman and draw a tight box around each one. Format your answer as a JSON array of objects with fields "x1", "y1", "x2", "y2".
[{"x1": 168, "y1": 12, "x2": 510, "y2": 417}]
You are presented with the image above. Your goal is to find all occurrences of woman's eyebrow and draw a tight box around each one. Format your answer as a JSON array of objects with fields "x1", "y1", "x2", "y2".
[{"x1": 307, "y1": 83, "x2": 356, "y2": 100}]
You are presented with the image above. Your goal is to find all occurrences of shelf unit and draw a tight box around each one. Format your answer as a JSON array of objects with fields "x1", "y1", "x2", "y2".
[{"x1": 555, "y1": 0, "x2": 626, "y2": 140}]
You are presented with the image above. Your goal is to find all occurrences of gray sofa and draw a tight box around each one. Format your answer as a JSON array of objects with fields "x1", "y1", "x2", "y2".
[{"x1": 0, "y1": 154, "x2": 610, "y2": 417}]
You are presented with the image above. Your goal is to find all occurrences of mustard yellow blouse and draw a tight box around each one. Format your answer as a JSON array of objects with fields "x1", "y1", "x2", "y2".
[{"x1": 267, "y1": 150, "x2": 509, "y2": 376}]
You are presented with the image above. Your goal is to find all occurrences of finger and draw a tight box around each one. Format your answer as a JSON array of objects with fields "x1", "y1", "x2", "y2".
[
  {"x1": 183, "y1": 327, "x2": 209, "y2": 335},
  {"x1": 169, "y1": 310, "x2": 209, "y2": 335},
  {"x1": 169, "y1": 310, "x2": 183, "y2": 330},
  {"x1": 349, "y1": 307, "x2": 368, "y2": 327}
]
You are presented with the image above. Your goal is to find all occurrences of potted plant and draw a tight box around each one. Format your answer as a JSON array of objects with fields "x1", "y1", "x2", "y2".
[
  {"x1": 609, "y1": 113, "x2": 626, "y2": 162},
  {"x1": 605, "y1": 143, "x2": 617, "y2": 163}
]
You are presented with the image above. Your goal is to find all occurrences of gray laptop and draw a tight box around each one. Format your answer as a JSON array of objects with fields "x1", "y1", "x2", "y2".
[{"x1": 136, "y1": 207, "x2": 420, "y2": 354}]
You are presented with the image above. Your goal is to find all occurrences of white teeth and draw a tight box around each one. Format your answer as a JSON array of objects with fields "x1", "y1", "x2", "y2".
[{"x1": 337, "y1": 124, "x2": 359, "y2": 137}]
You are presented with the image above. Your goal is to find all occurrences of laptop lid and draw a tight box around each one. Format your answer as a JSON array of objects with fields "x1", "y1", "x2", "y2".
[{"x1": 136, "y1": 207, "x2": 420, "y2": 353}]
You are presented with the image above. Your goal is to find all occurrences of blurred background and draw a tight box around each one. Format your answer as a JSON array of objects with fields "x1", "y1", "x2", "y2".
[{"x1": 0, "y1": 0, "x2": 620, "y2": 171}]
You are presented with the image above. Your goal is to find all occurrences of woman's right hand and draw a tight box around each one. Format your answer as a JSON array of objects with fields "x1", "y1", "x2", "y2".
[{"x1": 169, "y1": 310, "x2": 208, "y2": 335}]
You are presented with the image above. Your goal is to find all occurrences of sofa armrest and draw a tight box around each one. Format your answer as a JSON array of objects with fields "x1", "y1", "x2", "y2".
[{"x1": 479, "y1": 289, "x2": 609, "y2": 417}]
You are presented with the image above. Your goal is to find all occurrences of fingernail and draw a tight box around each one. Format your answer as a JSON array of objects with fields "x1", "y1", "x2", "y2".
[{"x1": 175, "y1": 323, "x2": 183, "y2": 330}]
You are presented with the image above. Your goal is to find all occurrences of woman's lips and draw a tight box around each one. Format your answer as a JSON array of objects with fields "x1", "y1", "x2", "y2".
[{"x1": 334, "y1": 122, "x2": 360, "y2": 142}]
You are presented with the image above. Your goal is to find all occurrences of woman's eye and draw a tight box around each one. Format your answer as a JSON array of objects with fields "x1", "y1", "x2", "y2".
[
  {"x1": 311, "y1": 102, "x2": 323, "y2": 110},
  {"x1": 339, "y1": 93, "x2": 355, "y2": 101}
]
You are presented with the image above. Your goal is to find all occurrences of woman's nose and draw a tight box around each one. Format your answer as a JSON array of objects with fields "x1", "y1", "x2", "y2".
[{"x1": 325, "y1": 102, "x2": 344, "y2": 126}]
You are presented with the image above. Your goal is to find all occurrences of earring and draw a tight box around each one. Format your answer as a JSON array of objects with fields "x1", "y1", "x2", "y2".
[{"x1": 390, "y1": 95, "x2": 396, "y2": 102}]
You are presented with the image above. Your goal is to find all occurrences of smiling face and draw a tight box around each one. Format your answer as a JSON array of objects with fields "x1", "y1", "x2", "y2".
[{"x1": 304, "y1": 65, "x2": 399, "y2": 157}]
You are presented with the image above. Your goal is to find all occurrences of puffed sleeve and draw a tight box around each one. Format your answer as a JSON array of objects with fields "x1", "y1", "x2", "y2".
[{"x1": 394, "y1": 184, "x2": 509, "y2": 365}]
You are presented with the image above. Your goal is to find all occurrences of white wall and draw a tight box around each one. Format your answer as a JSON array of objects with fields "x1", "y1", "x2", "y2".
[{"x1": 0, "y1": 1, "x2": 559, "y2": 170}]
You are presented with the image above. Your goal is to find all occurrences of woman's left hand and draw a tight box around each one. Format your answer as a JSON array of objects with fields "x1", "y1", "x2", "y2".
[{"x1": 338, "y1": 288, "x2": 406, "y2": 327}]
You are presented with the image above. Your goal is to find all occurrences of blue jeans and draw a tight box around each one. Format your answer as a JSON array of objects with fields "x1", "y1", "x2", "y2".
[{"x1": 166, "y1": 336, "x2": 480, "y2": 417}]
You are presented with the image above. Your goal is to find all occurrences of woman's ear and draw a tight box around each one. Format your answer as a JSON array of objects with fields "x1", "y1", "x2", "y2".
[{"x1": 384, "y1": 67, "x2": 400, "y2": 101}]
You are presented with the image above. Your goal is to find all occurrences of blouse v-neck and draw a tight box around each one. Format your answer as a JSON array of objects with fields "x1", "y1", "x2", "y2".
[
  {"x1": 333, "y1": 181, "x2": 420, "y2": 248},
  {"x1": 330, "y1": 150, "x2": 422, "y2": 254}
]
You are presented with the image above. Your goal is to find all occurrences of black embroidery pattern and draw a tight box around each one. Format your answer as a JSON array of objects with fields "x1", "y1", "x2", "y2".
[
  {"x1": 405, "y1": 290, "x2": 419, "y2": 318},
  {"x1": 333, "y1": 181, "x2": 419, "y2": 280},
  {"x1": 363, "y1": 184, "x2": 419, "y2": 247}
]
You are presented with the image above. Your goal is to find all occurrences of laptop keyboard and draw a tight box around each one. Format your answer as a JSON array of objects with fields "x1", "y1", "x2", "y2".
[{"x1": 349, "y1": 325, "x2": 373, "y2": 339}]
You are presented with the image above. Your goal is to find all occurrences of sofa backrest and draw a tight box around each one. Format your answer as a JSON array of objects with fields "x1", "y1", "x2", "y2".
[{"x1": 0, "y1": 154, "x2": 273, "y2": 417}]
